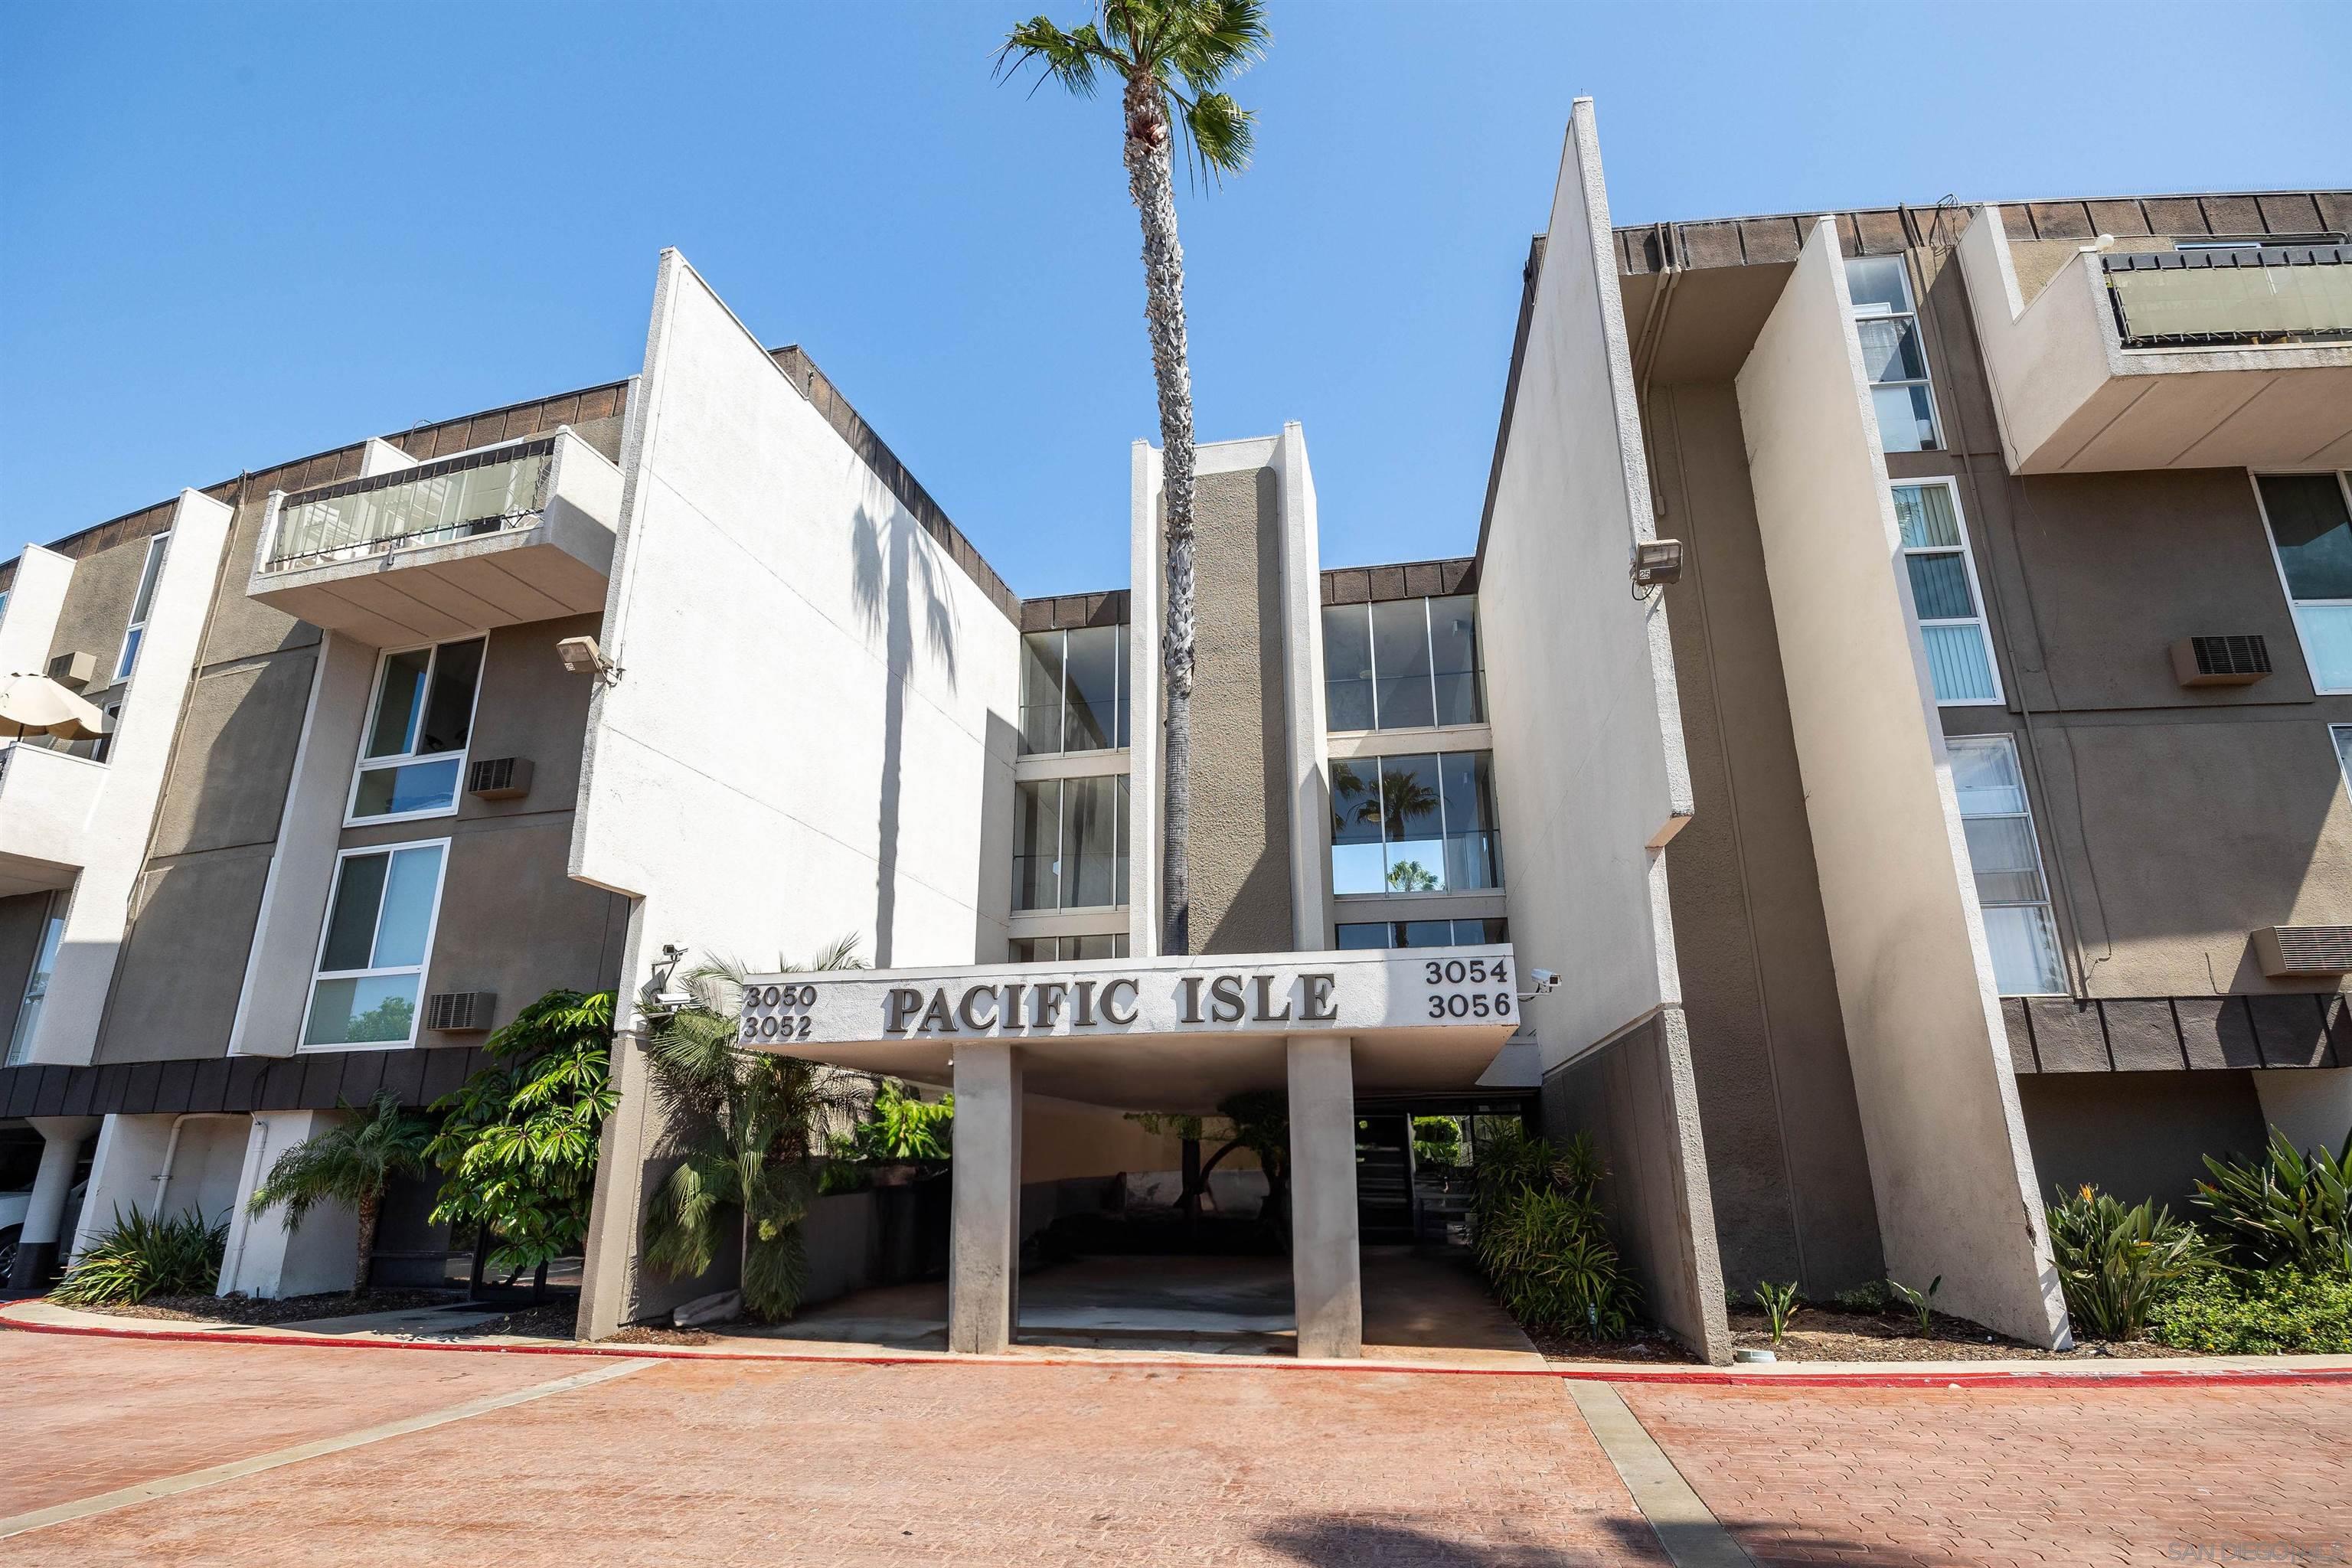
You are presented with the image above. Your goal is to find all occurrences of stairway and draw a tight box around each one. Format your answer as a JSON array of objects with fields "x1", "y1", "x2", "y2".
[{"x1": 1355, "y1": 1117, "x2": 1415, "y2": 1243}]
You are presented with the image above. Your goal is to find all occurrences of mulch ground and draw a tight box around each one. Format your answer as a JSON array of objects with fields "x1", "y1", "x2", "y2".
[
  {"x1": 1720, "y1": 1304, "x2": 2197, "y2": 1361},
  {"x1": 77, "y1": 1288, "x2": 465, "y2": 1326}
]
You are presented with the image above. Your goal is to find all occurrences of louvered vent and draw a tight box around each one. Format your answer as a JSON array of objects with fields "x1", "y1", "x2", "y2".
[
  {"x1": 2171, "y1": 635, "x2": 2272, "y2": 688},
  {"x1": 466, "y1": 756, "x2": 533, "y2": 799},
  {"x1": 47, "y1": 651, "x2": 95, "y2": 689},
  {"x1": 2253, "y1": 926, "x2": 2352, "y2": 978},
  {"x1": 426, "y1": 991, "x2": 497, "y2": 1032}
]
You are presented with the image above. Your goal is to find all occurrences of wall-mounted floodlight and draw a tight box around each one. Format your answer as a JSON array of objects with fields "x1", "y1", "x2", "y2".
[
  {"x1": 557, "y1": 634, "x2": 622, "y2": 687},
  {"x1": 1630, "y1": 540, "x2": 1685, "y2": 597}
]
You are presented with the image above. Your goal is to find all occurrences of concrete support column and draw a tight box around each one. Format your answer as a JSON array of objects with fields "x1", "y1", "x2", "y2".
[
  {"x1": 1286, "y1": 1034, "x2": 1361, "y2": 1359},
  {"x1": 948, "y1": 1043, "x2": 1023, "y2": 1354},
  {"x1": 8, "y1": 1116, "x2": 99, "y2": 1291}
]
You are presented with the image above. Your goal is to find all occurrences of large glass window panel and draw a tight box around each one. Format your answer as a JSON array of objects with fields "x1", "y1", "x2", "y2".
[
  {"x1": 351, "y1": 757, "x2": 462, "y2": 818},
  {"x1": 2262, "y1": 475, "x2": 2352, "y2": 603},
  {"x1": 373, "y1": 846, "x2": 444, "y2": 968},
  {"x1": 1013, "y1": 781, "x2": 1060, "y2": 912},
  {"x1": 1893, "y1": 484, "x2": 1962, "y2": 549},
  {"x1": 1064, "y1": 774, "x2": 1123, "y2": 908},
  {"x1": 1453, "y1": 918, "x2": 1509, "y2": 945},
  {"x1": 1961, "y1": 816, "x2": 2048, "y2": 904},
  {"x1": 1919, "y1": 625, "x2": 1998, "y2": 704},
  {"x1": 1904, "y1": 554, "x2": 1976, "y2": 620},
  {"x1": 1334, "y1": 923, "x2": 1392, "y2": 949},
  {"x1": 1439, "y1": 751, "x2": 1502, "y2": 890},
  {"x1": 1019, "y1": 632, "x2": 1063, "y2": 756},
  {"x1": 113, "y1": 534, "x2": 172, "y2": 682},
  {"x1": 5, "y1": 898, "x2": 66, "y2": 1068},
  {"x1": 367, "y1": 649, "x2": 433, "y2": 759},
  {"x1": 304, "y1": 975, "x2": 423, "y2": 1047},
  {"x1": 1377, "y1": 753, "x2": 1446, "y2": 892},
  {"x1": 1322, "y1": 606, "x2": 1376, "y2": 731},
  {"x1": 1114, "y1": 623, "x2": 1132, "y2": 748},
  {"x1": 1328, "y1": 759, "x2": 1387, "y2": 894},
  {"x1": 1870, "y1": 385, "x2": 1938, "y2": 452},
  {"x1": 1981, "y1": 905, "x2": 2066, "y2": 997},
  {"x1": 1429, "y1": 595, "x2": 1483, "y2": 725},
  {"x1": 1369, "y1": 599, "x2": 1436, "y2": 729},
  {"x1": 1845, "y1": 256, "x2": 1913, "y2": 315},
  {"x1": 1949, "y1": 737, "x2": 2027, "y2": 815},
  {"x1": 320, "y1": 853, "x2": 389, "y2": 972},
  {"x1": 1063, "y1": 626, "x2": 1119, "y2": 752},
  {"x1": 417, "y1": 639, "x2": 483, "y2": 756},
  {"x1": 1070, "y1": 933, "x2": 1130, "y2": 960},
  {"x1": 2295, "y1": 604, "x2": 2352, "y2": 691},
  {"x1": 1856, "y1": 317, "x2": 1927, "y2": 383},
  {"x1": 1397, "y1": 921, "x2": 1458, "y2": 949}
]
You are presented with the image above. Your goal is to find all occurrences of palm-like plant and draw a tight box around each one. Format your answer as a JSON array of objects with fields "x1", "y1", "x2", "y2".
[
  {"x1": 246, "y1": 1090, "x2": 433, "y2": 1297},
  {"x1": 641, "y1": 938, "x2": 871, "y2": 1320},
  {"x1": 999, "y1": 0, "x2": 1269, "y2": 956}
]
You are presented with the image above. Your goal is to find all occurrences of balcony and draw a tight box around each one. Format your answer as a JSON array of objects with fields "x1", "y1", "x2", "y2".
[
  {"x1": 249, "y1": 429, "x2": 622, "y2": 645},
  {"x1": 1959, "y1": 206, "x2": 2352, "y2": 474},
  {"x1": 0, "y1": 742, "x2": 102, "y2": 897}
]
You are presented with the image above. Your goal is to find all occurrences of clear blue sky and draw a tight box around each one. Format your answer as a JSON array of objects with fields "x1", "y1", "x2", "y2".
[{"x1": 5, "y1": 2, "x2": 2347, "y2": 593}]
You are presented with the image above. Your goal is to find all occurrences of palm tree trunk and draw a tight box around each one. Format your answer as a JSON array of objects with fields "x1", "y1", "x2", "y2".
[
  {"x1": 351, "y1": 1190, "x2": 381, "y2": 1298},
  {"x1": 1124, "y1": 72, "x2": 1194, "y2": 957}
]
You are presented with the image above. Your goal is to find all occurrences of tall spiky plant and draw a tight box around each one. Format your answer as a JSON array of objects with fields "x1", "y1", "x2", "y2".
[
  {"x1": 640, "y1": 936, "x2": 871, "y2": 1320},
  {"x1": 998, "y1": 0, "x2": 1269, "y2": 956},
  {"x1": 246, "y1": 1090, "x2": 433, "y2": 1297}
]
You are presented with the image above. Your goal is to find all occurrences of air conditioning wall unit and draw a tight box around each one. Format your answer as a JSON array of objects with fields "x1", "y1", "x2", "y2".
[
  {"x1": 2171, "y1": 635, "x2": 2272, "y2": 688},
  {"x1": 425, "y1": 991, "x2": 498, "y2": 1033},
  {"x1": 2252, "y1": 926, "x2": 2352, "y2": 978},
  {"x1": 47, "y1": 651, "x2": 96, "y2": 689},
  {"x1": 466, "y1": 756, "x2": 533, "y2": 800}
]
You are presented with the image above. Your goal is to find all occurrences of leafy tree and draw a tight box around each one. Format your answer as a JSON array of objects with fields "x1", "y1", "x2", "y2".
[
  {"x1": 641, "y1": 939, "x2": 870, "y2": 1320},
  {"x1": 1128, "y1": 1088, "x2": 1288, "y2": 1223},
  {"x1": 246, "y1": 1090, "x2": 433, "y2": 1297},
  {"x1": 426, "y1": 989, "x2": 617, "y2": 1287},
  {"x1": 998, "y1": 0, "x2": 1269, "y2": 954},
  {"x1": 832, "y1": 1080, "x2": 954, "y2": 1162}
]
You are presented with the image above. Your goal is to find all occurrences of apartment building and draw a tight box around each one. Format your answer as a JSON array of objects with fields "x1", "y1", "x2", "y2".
[{"x1": 2, "y1": 100, "x2": 2345, "y2": 1366}]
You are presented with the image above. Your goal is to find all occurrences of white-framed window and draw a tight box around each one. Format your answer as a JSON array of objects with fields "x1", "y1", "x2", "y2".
[
  {"x1": 1947, "y1": 735, "x2": 2066, "y2": 996},
  {"x1": 113, "y1": 532, "x2": 172, "y2": 682},
  {"x1": 348, "y1": 637, "x2": 486, "y2": 823},
  {"x1": 1845, "y1": 256, "x2": 1942, "y2": 453},
  {"x1": 5, "y1": 891, "x2": 68, "y2": 1068},
  {"x1": 1893, "y1": 481, "x2": 2001, "y2": 705},
  {"x1": 1329, "y1": 750, "x2": 1502, "y2": 897},
  {"x1": 2254, "y1": 472, "x2": 2352, "y2": 694},
  {"x1": 301, "y1": 839, "x2": 449, "y2": 1050},
  {"x1": 2331, "y1": 725, "x2": 2352, "y2": 801},
  {"x1": 1020, "y1": 625, "x2": 1129, "y2": 756},
  {"x1": 1322, "y1": 594, "x2": 1484, "y2": 733},
  {"x1": 1012, "y1": 775, "x2": 1130, "y2": 912}
]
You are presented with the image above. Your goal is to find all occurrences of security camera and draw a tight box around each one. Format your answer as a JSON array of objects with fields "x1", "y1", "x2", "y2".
[{"x1": 1528, "y1": 969, "x2": 1560, "y2": 993}]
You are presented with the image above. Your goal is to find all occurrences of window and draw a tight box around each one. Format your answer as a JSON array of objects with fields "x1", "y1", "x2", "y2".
[
  {"x1": 1323, "y1": 595, "x2": 1483, "y2": 732},
  {"x1": 1013, "y1": 775, "x2": 1129, "y2": 912},
  {"x1": 1330, "y1": 750, "x2": 1501, "y2": 897},
  {"x1": 1020, "y1": 625, "x2": 1129, "y2": 756},
  {"x1": 5, "y1": 892, "x2": 67, "y2": 1068},
  {"x1": 1845, "y1": 256, "x2": 1940, "y2": 453},
  {"x1": 1893, "y1": 482, "x2": 1999, "y2": 704},
  {"x1": 1334, "y1": 918, "x2": 1508, "y2": 950},
  {"x1": 2256, "y1": 473, "x2": 2352, "y2": 692},
  {"x1": 1947, "y1": 736, "x2": 2066, "y2": 996},
  {"x1": 1008, "y1": 934, "x2": 1132, "y2": 963},
  {"x1": 113, "y1": 532, "x2": 172, "y2": 682},
  {"x1": 302, "y1": 841, "x2": 448, "y2": 1050},
  {"x1": 350, "y1": 639, "x2": 485, "y2": 821}
]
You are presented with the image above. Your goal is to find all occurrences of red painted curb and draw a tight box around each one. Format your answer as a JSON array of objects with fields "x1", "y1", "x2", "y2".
[{"x1": 5, "y1": 1305, "x2": 2347, "y2": 1388}]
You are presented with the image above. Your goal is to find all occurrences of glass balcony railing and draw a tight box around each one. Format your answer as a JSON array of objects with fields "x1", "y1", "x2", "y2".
[
  {"x1": 2104, "y1": 246, "x2": 2352, "y2": 349},
  {"x1": 265, "y1": 439, "x2": 556, "y2": 570}
]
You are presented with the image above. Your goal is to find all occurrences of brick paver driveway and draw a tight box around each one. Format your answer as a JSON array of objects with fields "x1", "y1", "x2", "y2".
[{"x1": 1, "y1": 1330, "x2": 2341, "y2": 1566}]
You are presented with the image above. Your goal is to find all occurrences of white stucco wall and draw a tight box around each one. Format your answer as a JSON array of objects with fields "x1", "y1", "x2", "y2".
[
  {"x1": 1480, "y1": 98, "x2": 1694, "y2": 1064},
  {"x1": 25, "y1": 490, "x2": 234, "y2": 1066},
  {"x1": 1735, "y1": 217, "x2": 2070, "y2": 1348},
  {"x1": 0, "y1": 544, "x2": 74, "y2": 675},
  {"x1": 572, "y1": 250, "x2": 1022, "y2": 993},
  {"x1": 220, "y1": 1110, "x2": 364, "y2": 1298}
]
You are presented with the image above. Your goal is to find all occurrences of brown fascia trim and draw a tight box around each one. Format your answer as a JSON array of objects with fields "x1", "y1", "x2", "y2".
[
  {"x1": 766, "y1": 346, "x2": 1020, "y2": 625},
  {"x1": 0, "y1": 378, "x2": 635, "y2": 589},
  {"x1": 1321, "y1": 557, "x2": 1478, "y2": 606},
  {"x1": 1614, "y1": 188, "x2": 2352, "y2": 276},
  {"x1": 1017, "y1": 590, "x2": 1130, "y2": 633},
  {"x1": 1472, "y1": 235, "x2": 1547, "y2": 567}
]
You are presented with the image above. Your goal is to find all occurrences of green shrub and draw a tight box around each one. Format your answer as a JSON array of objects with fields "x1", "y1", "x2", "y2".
[
  {"x1": 831, "y1": 1080, "x2": 954, "y2": 1163},
  {"x1": 1412, "y1": 1116, "x2": 1462, "y2": 1169},
  {"x1": 1472, "y1": 1128, "x2": 1634, "y2": 1338},
  {"x1": 2149, "y1": 1268, "x2": 2352, "y2": 1354},
  {"x1": 1887, "y1": 1274, "x2": 1942, "y2": 1336},
  {"x1": 2045, "y1": 1184, "x2": 2216, "y2": 1341},
  {"x1": 52, "y1": 1207, "x2": 229, "y2": 1306},
  {"x1": 1831, "y1": 1280, "x2": 1890, "y2": 1313},
  {"x1": 2192, "y1": 1129, "x2": 2352, "y2": 1277},
  {"x1": 1754, "y1": 1279, "x2": 1799, "y2": 1344}
]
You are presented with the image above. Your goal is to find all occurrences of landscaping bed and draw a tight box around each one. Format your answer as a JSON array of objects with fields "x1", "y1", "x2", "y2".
[{"x1": 73, "y1": 1287, "x2": 466, "y2": 1327}]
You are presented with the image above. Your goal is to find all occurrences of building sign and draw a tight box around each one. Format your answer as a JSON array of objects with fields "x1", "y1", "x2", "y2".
[{"x1": 735, "y1": 946, "x2": 1521, "y2": 1050}]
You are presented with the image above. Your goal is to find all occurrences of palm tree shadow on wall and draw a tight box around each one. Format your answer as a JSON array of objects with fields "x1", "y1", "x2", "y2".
[{"x1": 851, "y1": 497, "x2": 960, "y2": 970}]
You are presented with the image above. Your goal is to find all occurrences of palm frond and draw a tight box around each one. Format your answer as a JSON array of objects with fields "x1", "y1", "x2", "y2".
[
  {"x1": 995, "y1": 16, "x2": 1112, "y2": 96},
  {"x1": 1161, "y1": 0, "x2": 1267, "y2": 95},
  {"x1": 247, "y1": 1090, "x2": 431, "y2": 1230},
  {"x1": 1177, "y1": 90, "x2": 1254, "y2": 178}
]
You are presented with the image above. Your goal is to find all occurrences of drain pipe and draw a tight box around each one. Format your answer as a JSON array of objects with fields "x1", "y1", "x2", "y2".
[
  {"x1": 219, "y1": 1116, "x2": 275, "y2": 1295},
  {"x1": 149, "y1": 1112, "x2": 245, "y2": 1220}
]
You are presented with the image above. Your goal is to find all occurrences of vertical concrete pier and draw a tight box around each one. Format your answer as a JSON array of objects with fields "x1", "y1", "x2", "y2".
[
  {"x1": 949, "y1": 1043, "x2": 1024, "y2": 1354},
  {"x1": 1286, "y1": 1034, "x2": 1362, "y2": 1358}
]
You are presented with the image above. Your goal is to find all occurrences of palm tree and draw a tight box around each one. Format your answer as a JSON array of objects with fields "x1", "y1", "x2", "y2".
[
  {"x1": 246, "y1": 1090, "x2": 433, "y2": 1298},
  {"x1": 641, "y1": 937, "x2": 871, "y2": 1321},
  {"x1": 999, "y1": 0, "x2": 1269, "y2": 956}
]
